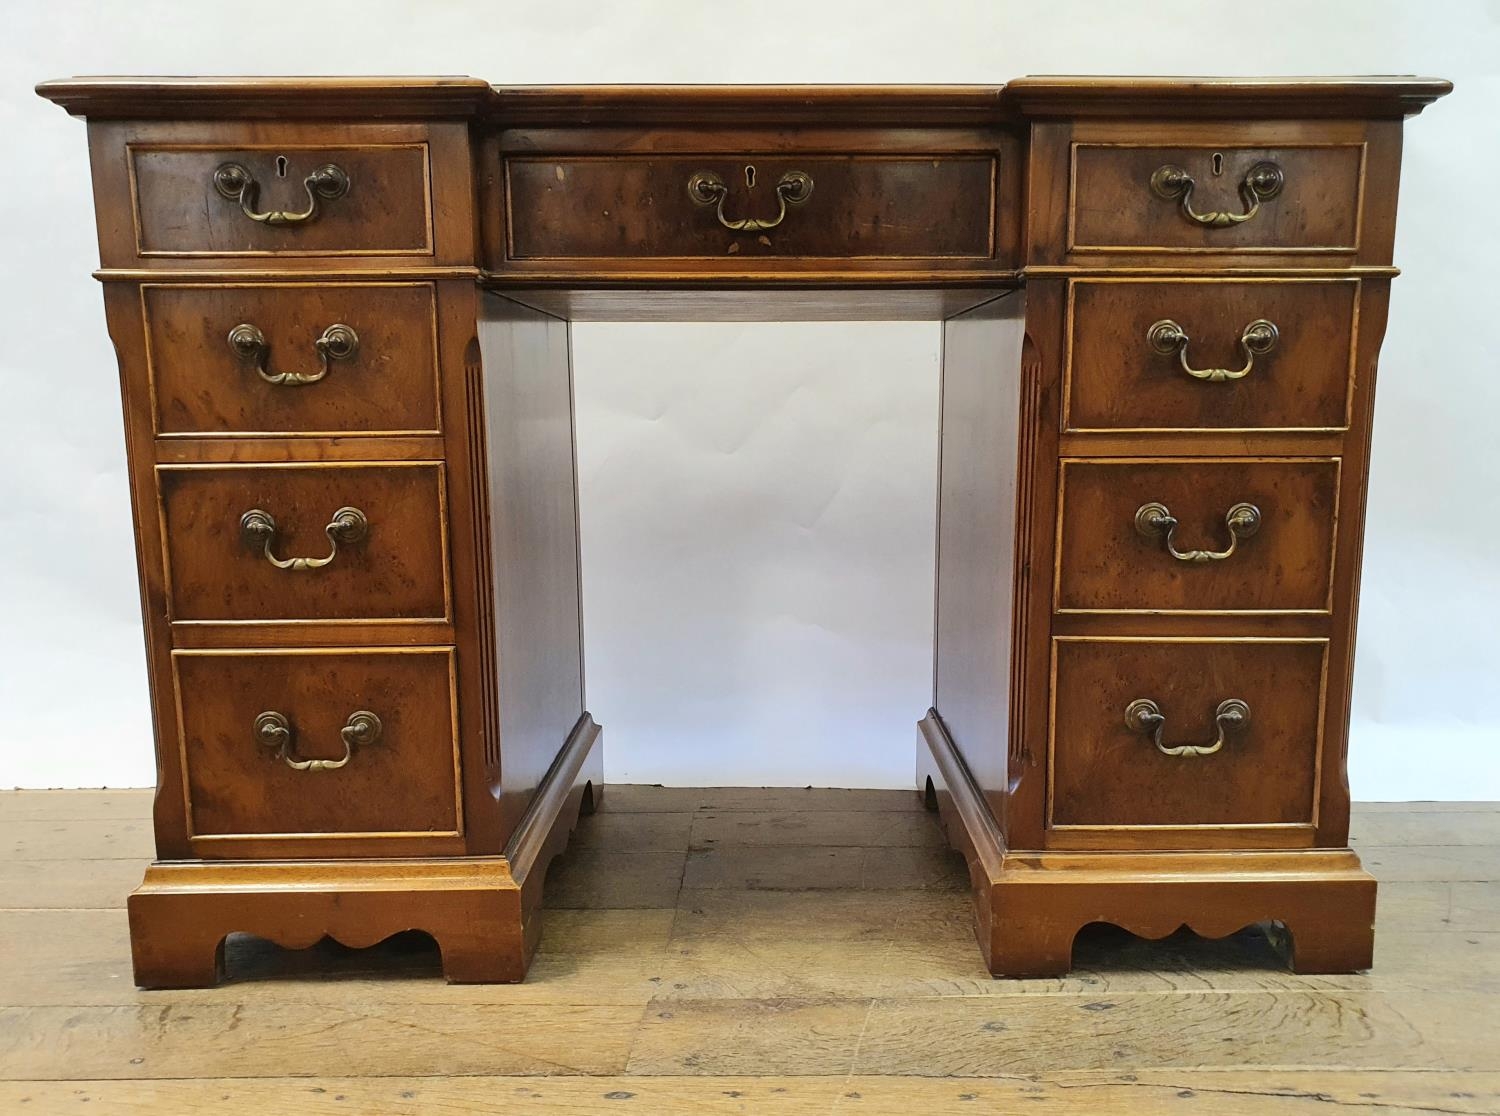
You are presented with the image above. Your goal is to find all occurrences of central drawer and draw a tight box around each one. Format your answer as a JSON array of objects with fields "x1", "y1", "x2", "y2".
[
  {"x1": 158, "y1": 462, "x2": 450, "y2": 623},
  {"x1": 504, "y1": 153, "x2": 997, "y2": 262},
  {"x1": 1056, "y1": 457, "x2": 1339, "y2": 614}
]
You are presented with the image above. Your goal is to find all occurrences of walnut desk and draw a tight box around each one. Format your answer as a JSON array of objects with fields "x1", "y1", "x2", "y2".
[{"x1": 37, "y1": 76, "x2": 1451, "y2": 986}]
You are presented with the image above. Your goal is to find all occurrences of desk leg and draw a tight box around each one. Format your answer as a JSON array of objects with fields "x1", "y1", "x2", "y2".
[{"x1": 126, "y1": 716, "x2": 603, "y2": 988}]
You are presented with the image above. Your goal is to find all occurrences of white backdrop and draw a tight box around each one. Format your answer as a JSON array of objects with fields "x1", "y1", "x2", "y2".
[{"x1": 1, "y1": 0, "x2": 1496, "y2": 796}]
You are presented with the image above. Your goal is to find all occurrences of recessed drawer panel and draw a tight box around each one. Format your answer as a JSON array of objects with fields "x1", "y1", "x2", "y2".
[
  {"x1": 144, "y1": 282, "x2": 441, "y2": 437},
  {"x1": 1070, "y1": 142, "x2": 1363, "y2": 254},
  {"x1": 174, "y1": 647, "x2": 460, "y2": 841},
  {"x1": 1050, "y1": 637, "x2": 1326, "y2": 834},
  {"x1": 1065, "y1": 279, "x2": 1358, "y2": 432},
  {"x1": 130, "y1": 143, "x2": 433, "y2": 257},
  {"x1": 505, "y1": 155, "x2": 996, "y2": 261},
  {"x1": 159, "y1": 462, "x2": 449, "y2": 623},
  {"x1": 1056, "y1": 458, "x2": 1339, "y2": 614}
]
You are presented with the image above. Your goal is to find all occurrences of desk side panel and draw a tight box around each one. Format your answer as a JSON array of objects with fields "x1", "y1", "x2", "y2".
[
  {"x1": 933, "y1": 292, "x2": 1028, "y2": 832},
  {"x1": 477, "y1": 294, "x2": 588, "y2": 838}
]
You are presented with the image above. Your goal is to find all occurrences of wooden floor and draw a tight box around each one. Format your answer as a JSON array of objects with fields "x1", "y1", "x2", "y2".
[{"x1": 2, "y1": 787, "x2": 1498, "y2": 1114}]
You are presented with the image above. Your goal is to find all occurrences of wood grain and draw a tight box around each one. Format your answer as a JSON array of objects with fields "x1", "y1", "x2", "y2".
[
  {"x1": 130, "y1": 142, "x2": 432, "y2": 258},
  {"x1": 143, "y1": 281, "x2": 442, "y2": 437},
  {"x1": 170, "y1": 647, "x2": 459, "y2": 842},
  {"x1": 158, "y1": 462, "x2": 450, "y2": 623},
  {"x1": 4, "y1": 1072, "x2": 1499, "y2": 1116},
  {"x1": 505, "y1": 154, "x2": 996, "y2": 261},
  {"x1": 1055, "y1": 458, "x2": 1339, "y2": 613},
  {"x1": 1064, "y1": 278, "x2": 1358, "y2": 433},
  {"x1": 1049, "y1": 637, "x2": 1326, "y2": 832},
  {"x1": 1070, "y1": 142, "x2": 1364, "y2": 254}
]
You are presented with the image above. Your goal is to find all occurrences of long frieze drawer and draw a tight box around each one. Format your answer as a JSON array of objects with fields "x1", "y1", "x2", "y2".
[
  {"x1": 129, "y1": 142, "x2": 433, "y2": 257},
  {"x1": 1065, "y1": 278, "x2": 1359, "y2": 432},
  {"x1": 1055, "y1": 458, "x2": 1339, "y2": 614},
  {"x1": 504, "y1": 155, "x2": 997, "y2": 261},
  {"x1": 1069, "y1": 141, "x2": 1363, "y2": 255},
  {"x1": 172, "y1": 647, "x2": 460, "y2": 842},
  {"x1": 144, "y1": 282, "x2": 441, "y2": 437},
  {"x1": 158, "y1": 462, "x2": 450, "y2": 623},
  {"x1": 1049, "y1": 637, "x2": 1326, "y2": 833}
]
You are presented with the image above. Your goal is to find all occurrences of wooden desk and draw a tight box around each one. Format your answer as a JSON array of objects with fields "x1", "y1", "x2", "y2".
[{"x1": 37, "y1": 76, "x2": 1451, "y2": 987}]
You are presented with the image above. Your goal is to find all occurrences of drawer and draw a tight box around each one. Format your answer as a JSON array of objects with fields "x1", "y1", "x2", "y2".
[
  {"x1": 129, "y1": 141, "x2": 433, "y2": 257},
  {"x1": 1056, "y1": 458, "x2": 1338, "y2": 614},
  {"x1": 144, "y1": 282, "x2": 441, "y2": 437},
  {"x1": 173, "y1": 647, "x2": 460, "y2": 841},
  {"x1": 505, "y1": 154, "x2": 997, "y2": 261},
  {"x1": 1064, "y1": 279, "x2": 1358, "y2": 432},
  {"x1": 1050, "y1": 638, "x2": 1326, "y2": 835},
  {"x1": 159, "y1": 462, "x2": 450, "y2": 623},
  {"x1": 1069, "y1": 141, "x2": 1363, "y2": 255}
]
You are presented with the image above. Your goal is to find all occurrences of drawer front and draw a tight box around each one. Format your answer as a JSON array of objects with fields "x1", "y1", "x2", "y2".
[
  {"x1": 159, "y1": 463, "x2": 449, "y2": 623},
  {"x1": 1065, "y1": 279, "x2": 1358, "y2": 432},
  {"x1": 1056, "y1": 458, "x2": 1338, "y2": 614},
  {"x1": 173, "y1": 648, "x2": 460, "y2": 841},
  {"x1": 130, "y1": 143, "x2": 433, "y2": 257},
  {"x1": 505, "y1": 155, "x2": 996, "y2": 261},
  {"x1": 1070, "y1": 143, "x2": 1363, "y2": 254},
  {"x1": 1050, "y1": 638, "x2": 1326, "y2": 833},
  {"x1": 144, "y1": 282, "x2": 441, "y2": 437}
]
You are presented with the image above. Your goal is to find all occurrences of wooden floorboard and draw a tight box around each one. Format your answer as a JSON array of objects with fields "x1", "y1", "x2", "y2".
[
  {"x1": 7, "y1": 1071, "x2": 1500, "y2": 1115},
  {"x1": 1, "y1": 787, "x2": 1497, "y2": 1114}
]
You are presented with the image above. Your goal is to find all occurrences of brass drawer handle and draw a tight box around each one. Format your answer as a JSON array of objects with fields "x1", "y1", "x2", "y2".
[
  {"x1": 240, "y1": 506, "x2": 368, "y2": 571},
  {"x1": 212, "y1": 161, "x2": 350, "y2": 226},
  {"x1": 1134, "y1": 501, "x2": 1260, "y2": 563},
  {"x1": 254, "y1": 709, "x2": 382, "y2": 772},
  {"x1": 1124, "y1": 697, "x2": 1250, "y2": 757},
  {"x1": 1149, "y1": 161, "x2": 1283, "y2": 228},
  {"x1": 687, "y1": 169, "x2": 814, "y2": 232},
  {"x1": 227, "y1": 322, "x2": 359, "y2": 386},
  {"x1": 1147, "y1": 318, "x2": 1278, "y2": 382}
]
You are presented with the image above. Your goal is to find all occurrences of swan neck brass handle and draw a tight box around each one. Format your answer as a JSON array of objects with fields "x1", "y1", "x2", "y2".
[
  {"x1": 1147, "y1": 318, "x2": 1278, "y2": 382},
  {"x1": 687, "y1": 169, "x2": 814, "y2": 232},
  {"x1": 240, "y1": 506, "x2": 368, "y2": 571},
  {"x1": 227, "y1": 323, "x2": 359, "y2": 386},
  {"x1": 1135, "y1": 501, "x2": 1260, "y2": 563},
  {"x1": 254, "y1": 709, "x2": 382, "y2": 772},
  {"x1": 213, "y1": 161, "x2": 350, "y2": 226},
  {"x1": 1125, "y1": 697, "x2": 1250, "y2": 757},
  {"x1": 1149, "y1": 160, "x2": 1283, "y2": 228}
]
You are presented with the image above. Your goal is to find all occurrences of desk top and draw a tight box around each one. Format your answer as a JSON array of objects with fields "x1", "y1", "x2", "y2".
[{"x1": 36, "y1": 75, "x2": 1452, "y2": 121}]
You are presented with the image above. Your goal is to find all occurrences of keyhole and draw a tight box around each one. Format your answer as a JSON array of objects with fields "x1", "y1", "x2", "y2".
[
  {"x1": 744, "y1": 165, "x2": 756, "y2": 189},
  {"x1": 1211, "y1": 152, "x2": 1224, "y2": 177},
  {"x1": 276, "y1": 156, "x2": 289, "y2": 179}
]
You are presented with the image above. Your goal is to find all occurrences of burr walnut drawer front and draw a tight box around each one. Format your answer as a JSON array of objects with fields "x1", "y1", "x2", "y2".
[
  {"x1": 172, "y1": 647, "x2": 460, "y2": 843},
  {"x1": 128, "y1": 141, "x2": 433, "y2": 258},
  {"x1": 503, "y1": 154, "x2": 997, "y2": 262},
  {"x1": 158, "y1": 462, "x2": 449, "y2": 623},
  {"x1": 1065, "y1": 279, "x2": 1359, "y2": 432},
  {"x1": 1050, "y1": 638, "x2": 1327, "y2": 838},
  {"x1": 143, "y1": 282, "x2": 441, "y2": 437},
  {"x1": 1068, "y1": 141, "x2": 1364, "y2": 255},
  {"x1": 1056, "y1": 458, "x2": 1339, "y2": 614}
]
